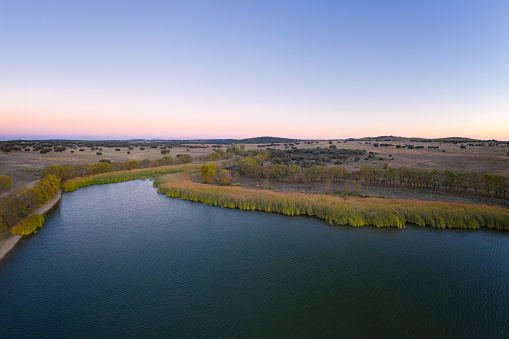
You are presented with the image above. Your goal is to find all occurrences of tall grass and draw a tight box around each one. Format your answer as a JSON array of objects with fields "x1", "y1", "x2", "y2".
[
  {"x1": 62, "y1": 164, "x2": 200, "y2": 192},
  {"x1": 156, "y1": 173, "x2": 509, "y2": 231},
  {"x1": 10, "y1": 214, "x2": 44, "y2": 235}
]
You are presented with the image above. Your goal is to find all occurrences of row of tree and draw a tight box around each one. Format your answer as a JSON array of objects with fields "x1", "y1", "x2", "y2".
[
  {"x1": 41, "y1": 155, "x2": 193, "y2": 181},
  {"x1": 0, "y1": 175, "x2": 60, "y2": 231},
  {"x1": 236, "y1": 159, "x2": 508, "y2": 198}
]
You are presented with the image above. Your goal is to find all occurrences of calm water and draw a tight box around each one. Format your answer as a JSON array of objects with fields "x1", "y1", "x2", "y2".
[{"x1": 0, "y1": 179, "x2": 508, "y2": 338}]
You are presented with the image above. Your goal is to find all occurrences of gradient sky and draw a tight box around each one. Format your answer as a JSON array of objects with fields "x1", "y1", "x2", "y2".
[{"x1": 1, "y1": 0, "x2": 508, "y2": 140}]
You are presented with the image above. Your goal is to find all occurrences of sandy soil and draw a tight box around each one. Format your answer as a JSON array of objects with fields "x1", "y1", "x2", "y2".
[{"x1": 0, "y1": 234, "x2": 22, "y2": 262}]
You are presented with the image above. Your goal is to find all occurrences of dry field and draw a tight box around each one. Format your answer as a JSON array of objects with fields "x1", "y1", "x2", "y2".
[
  {"x1": 1, "y1": 139, "x2": 508, "y2": 200},
  {"x1": 242, "y1": 139, "x2": 509, "y2": 175}
]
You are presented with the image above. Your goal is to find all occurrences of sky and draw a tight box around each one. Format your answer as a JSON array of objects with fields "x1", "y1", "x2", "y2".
[{"x1": 1, "y1": 0, "x2": 508, "y2": 140}]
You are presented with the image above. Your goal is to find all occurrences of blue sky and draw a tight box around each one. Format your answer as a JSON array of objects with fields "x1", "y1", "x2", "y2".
[{"x1": 1, "y1": 0, "x2": 508, "y2": 140}]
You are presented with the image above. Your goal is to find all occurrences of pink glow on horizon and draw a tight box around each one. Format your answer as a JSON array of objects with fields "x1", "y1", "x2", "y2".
[{"x1": 2, "y1": 112, "x2": 508, "y2": 141}]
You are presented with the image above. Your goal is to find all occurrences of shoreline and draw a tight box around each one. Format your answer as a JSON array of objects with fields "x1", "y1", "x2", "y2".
[{"x1": 0, "y1": 190, "x2": 62, "y2": 263}]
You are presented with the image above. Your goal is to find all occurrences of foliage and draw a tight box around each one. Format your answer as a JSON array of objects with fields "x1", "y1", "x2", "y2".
[
  {"x1": 269, "y1": 147, "x2": 366, "y2": 167},
  {"x1": 156, "y1": 173, "x2": 509, "y2": 231},
  {"x1": 235, "y1": 161, "x2": 509, "y2": 198},
  {"x1": 61, "y1": 164, "x2": 200, "y2": 192},
  {"x1": 199, "y1": 164, "x2": 218, "y2": 183},
  {"x1": 10, "y1": 214, "x2": 44, "y2": 235},
  {"x1": 0, "y1": 175, "x2": 13, "y2": 188},
  {"x1": 217, "y1": 170, "x2": 232, "y2": 185},
  {"x1": 0, "y1": 175, "x2": 59, "y2": 231}
]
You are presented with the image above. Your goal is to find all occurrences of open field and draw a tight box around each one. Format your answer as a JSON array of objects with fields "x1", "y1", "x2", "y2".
[{"x1": 1, "y1": 138, "x2": 508, "y2": 201}]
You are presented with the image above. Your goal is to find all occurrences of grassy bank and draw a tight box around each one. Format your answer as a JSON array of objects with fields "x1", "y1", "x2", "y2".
[
  {"x1": 62, "y1": 164, "x2": 200, "y2": 192},
  {"x1": 10, "y1": 214, "x2": 44, "y2": 235},
  {"x1": 156, "y1": 173, "x2": 509, "y2": 230}
]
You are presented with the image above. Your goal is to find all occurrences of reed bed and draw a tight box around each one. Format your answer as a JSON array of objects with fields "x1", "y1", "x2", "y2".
[
  {"x1": 10, "y1": 214, "x2": 44, "y2": 235},
  {"x1": 62, "y1": 164, "x2": 200, "y2": 192},
  {"x1": 156, "y1": 173, "x2": 509, "y2": 231}
]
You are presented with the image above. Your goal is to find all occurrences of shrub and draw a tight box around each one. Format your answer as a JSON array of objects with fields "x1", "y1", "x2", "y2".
[{"x1": 0, "y1": 175, "x2": 13, "y2": 188}]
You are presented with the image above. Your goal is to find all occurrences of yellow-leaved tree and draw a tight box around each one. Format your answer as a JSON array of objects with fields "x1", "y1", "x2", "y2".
[
  {"x1": 0, "y1": 175, "x2": 13, "y2": 188},
  {"x1": 199, "y1": 164, "x2": 218, "y2": 183}
]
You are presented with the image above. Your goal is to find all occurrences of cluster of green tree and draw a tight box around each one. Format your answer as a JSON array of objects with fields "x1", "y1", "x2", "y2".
[
  {"x1": 156, "y1": 172, "x2": 509, "y2": 230},
  {"x1": 0, "y1": 175, "x2": 60, "y2": 231},
  {"x1": 236, "y1": 161, "x2": 508, "y2": 198},
  {"x1": 198, "y1": 163, "x2": 233, "y2": 185},
  {"x1": 268, "y1": 147, "x2": 366, "y2": 167},
  {"x1": 196, "y1": 144, "x2": 271, "y2": 162}
]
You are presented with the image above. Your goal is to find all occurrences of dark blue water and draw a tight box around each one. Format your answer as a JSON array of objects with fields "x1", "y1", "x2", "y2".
[{"x1": 0, "y1": 179, "x2": 508, "y2": 338}]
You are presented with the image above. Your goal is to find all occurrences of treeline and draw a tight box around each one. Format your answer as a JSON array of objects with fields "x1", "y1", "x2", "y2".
[
  {"x1": 156, "y1": 172, "x2": 509, "y2": 230},
  {"x1": 0, "y1": 175, "x2": 60, "y2": 231},
  {"x1": 42, "y1": 155, "x2": 193, "y2": 181},
  {"x1": 236, "y1": 160, "x2": 508, "y2": 198}
]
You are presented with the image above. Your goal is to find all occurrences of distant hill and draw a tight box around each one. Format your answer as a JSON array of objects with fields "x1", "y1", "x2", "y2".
[
  {"x1": 351, "y1": 136, "x2": 500, "y2": 143},
  {"x1": 236, "y1": 136, "x2": 300, "y2": 144}
]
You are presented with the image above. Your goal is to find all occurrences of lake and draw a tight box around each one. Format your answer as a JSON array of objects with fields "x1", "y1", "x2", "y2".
[{"x1": 1, "y1": 179, "x2": 508, "y2": 338}]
